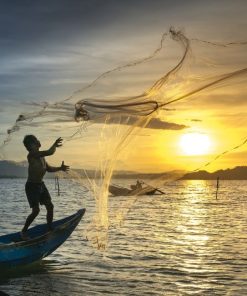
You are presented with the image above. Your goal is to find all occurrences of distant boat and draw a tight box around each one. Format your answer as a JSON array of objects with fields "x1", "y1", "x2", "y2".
[
  {"x1": 109, "y1": 184, "x2": 158, "y2": 196},
  {"x1": 0, "y1": 208, "x2": 86, "y2": 269}
]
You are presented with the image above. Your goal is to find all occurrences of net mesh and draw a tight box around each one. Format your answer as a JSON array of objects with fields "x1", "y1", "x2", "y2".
[{"x1": 0, "y1": 28, "x2": 247, "y2": 249}]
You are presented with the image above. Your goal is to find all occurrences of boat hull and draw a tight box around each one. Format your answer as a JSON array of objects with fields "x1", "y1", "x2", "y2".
[
  {"x1": 0, "y1": 208, "x2": 85, "y2": 268},
  {"x1": 108, "y1": 185, "x2": 131, "y2": 196},
  {"x1": 109, "y1": 185, "x2": 157, "y2": 196}
]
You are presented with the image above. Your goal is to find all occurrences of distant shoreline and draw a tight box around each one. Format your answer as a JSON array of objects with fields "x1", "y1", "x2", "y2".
[
  {"x1": 1, "y1": 160, "x2": 247, "y2": 180},
  {"x1": 1, "y1": 176, "x2": 247, "y2": 181}
]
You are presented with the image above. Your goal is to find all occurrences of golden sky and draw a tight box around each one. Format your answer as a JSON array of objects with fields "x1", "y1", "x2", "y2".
[{"x1": 0, "y1": 0, "x2": 246, "y2": 173}]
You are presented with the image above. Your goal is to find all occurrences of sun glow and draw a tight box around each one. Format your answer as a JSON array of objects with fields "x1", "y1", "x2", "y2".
[{"x1": 179, "y1": 133, "x2": 211, "y2": 155}]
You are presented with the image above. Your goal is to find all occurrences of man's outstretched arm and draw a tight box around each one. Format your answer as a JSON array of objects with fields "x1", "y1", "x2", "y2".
[
  {"x1": 30, "y1": 137, "x2": 63, "y2": 158},
  {"x1": 46, "y1": 161, "x2": 70, "y2": 173}
]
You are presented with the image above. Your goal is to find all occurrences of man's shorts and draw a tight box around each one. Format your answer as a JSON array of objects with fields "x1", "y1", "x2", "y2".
[{"x1": 25, "y1": 182, "x2": 52, "y2": 208}]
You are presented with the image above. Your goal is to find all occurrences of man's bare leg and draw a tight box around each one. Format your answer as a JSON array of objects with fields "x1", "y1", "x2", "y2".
[
  {"x1": 45, "y1": 202, "x2": 54, "y2": 231},
  {"x1": 21, "y1": 206, "x2": 40, "y2": 239}
]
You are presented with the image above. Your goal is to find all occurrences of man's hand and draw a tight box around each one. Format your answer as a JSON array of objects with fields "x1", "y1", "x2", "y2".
[
  {"x1": 60, "y1": 161, "x2": 70, "y2": 172},
  {"x1": 53, "y1": 137, "x2": 63, "y2": 148}
]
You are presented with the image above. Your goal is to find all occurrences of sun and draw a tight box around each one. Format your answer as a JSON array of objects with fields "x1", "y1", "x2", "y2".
[{"x1": 179, "y1": 133, "x2": 211, "y2": 155}]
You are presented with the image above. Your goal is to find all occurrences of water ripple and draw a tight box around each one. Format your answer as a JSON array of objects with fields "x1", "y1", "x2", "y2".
[{"x1": 0, "y1": 179, "x2": 247, "y2": 295}]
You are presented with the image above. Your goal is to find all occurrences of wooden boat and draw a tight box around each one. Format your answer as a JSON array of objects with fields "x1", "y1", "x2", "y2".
[
  {"x1": 0, "y1": 208, "x2": 86, "y2": 269},
  {"x1": 109, "y1": 184, "x2": 157, "y2": 196},
  {"x1": 108, "y1": 184, "x2": 131, "y2": 196}
]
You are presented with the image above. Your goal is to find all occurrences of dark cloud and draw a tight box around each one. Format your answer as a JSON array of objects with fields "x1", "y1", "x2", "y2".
[
  {"x1": 0, "y1": 0, "x2": 246, "y2": 104},
  {"x1": 0, "y1": 3, "x2": 193, "y2": 107},
  {"x1": 0, "y1": 0, "x2": 244, "y2": 56},
  {"x1": 0, "y1": 1, "x2": 98, "y2": 54},
  {"x1": 146, "y1": 118, "x2": 188, "y2": 130},
  {"x1": 94, "y1": 115, "x2": 188, "y2": 130},
  {"x1": 0, "y1": 0, "x2": 185, "y2": 55},
  {"x1": 190, "y1": 119, "x2": 202, "y2": 122}
]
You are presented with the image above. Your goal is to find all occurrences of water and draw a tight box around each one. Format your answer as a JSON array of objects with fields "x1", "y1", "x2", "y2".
[{"x1": 0, "y1": 178, "x2": 247, "y2": 295}]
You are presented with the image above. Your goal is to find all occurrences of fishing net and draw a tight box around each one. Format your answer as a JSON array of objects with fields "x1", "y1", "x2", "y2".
[{"x1": 0, "y1": 28, "x2": 246, "y2": 249}]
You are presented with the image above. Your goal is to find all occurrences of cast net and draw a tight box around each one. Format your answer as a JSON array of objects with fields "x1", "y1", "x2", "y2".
[{"x1": 0, "y1": 28, "x2": 247, "y2": 249}]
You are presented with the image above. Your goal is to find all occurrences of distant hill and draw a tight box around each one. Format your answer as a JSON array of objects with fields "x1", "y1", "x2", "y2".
[
  {"x1": 0, "y1": 160, "x2": 247, "y2": 180},
  {"x1": 181, "y1": 166, "x2": 247, "y2": 180},
  {"x1": 0, "y1": 160, "x2": 54, "y2": 179},
  {"x1": 112, "y1": 170, "x2": 186, "y2": 180},
  {"x1": 0, "y1": 160, "x2": 27, "y2": 178},
  {"x1": 0, "y1": 160, "x2": 185, "y2": 180}
]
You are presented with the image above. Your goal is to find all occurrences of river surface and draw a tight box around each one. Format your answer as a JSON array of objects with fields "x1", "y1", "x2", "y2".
[{"x1": 0, "y1": 178, "x2": 247, "y2": 295}]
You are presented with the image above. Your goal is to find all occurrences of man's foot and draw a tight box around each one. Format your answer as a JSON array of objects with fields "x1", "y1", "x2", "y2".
[{"x1": 20, "y1": 231, "x2": 30, "y2": 241}]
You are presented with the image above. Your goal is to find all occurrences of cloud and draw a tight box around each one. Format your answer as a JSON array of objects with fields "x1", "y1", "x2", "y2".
[
  {"x1": 190, "y1": 119, "x2": 202, "y2": 122},
  {"x1": 94, "y1": 115, "x2": 188, "y2": 130},
  {"x1": 146, "y1": 118, "x2": 188, "y2": 130},
  {"x1": 0, "y1": 0, "x2": 246, "y2": 133}
]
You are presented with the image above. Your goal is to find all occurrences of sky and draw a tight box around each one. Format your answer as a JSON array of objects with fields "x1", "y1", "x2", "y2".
[{"x1": 0, "y1": 0, "x2": 246, "y2": 173}]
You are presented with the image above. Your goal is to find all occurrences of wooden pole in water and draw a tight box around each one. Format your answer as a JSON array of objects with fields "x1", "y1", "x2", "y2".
[
  {"x1": 57, "y1": 177, "x2": 60, "y2": 196},
  {"x1": 55, "y1": 176, "x2": 60, "y2": 196},
  {"x1": 215, "y1": 176, "x2": 220, "y2": 199}
]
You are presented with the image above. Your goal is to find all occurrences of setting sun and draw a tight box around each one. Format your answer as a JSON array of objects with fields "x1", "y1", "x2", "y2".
[{"x1": 179, "y1": 133, "x2": 211, "y2": 155}]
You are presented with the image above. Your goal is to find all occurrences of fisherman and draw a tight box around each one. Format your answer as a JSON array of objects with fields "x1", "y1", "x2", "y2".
[
  {"x1": 130, "y1": 180, "x2": 143, "y2": 191},
  {"x1": 136, "y1": 180, "x2": 142, "y2": 189},
  {"x1": 21, "y1": 135, "x2": 69, "y2": 240}
]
